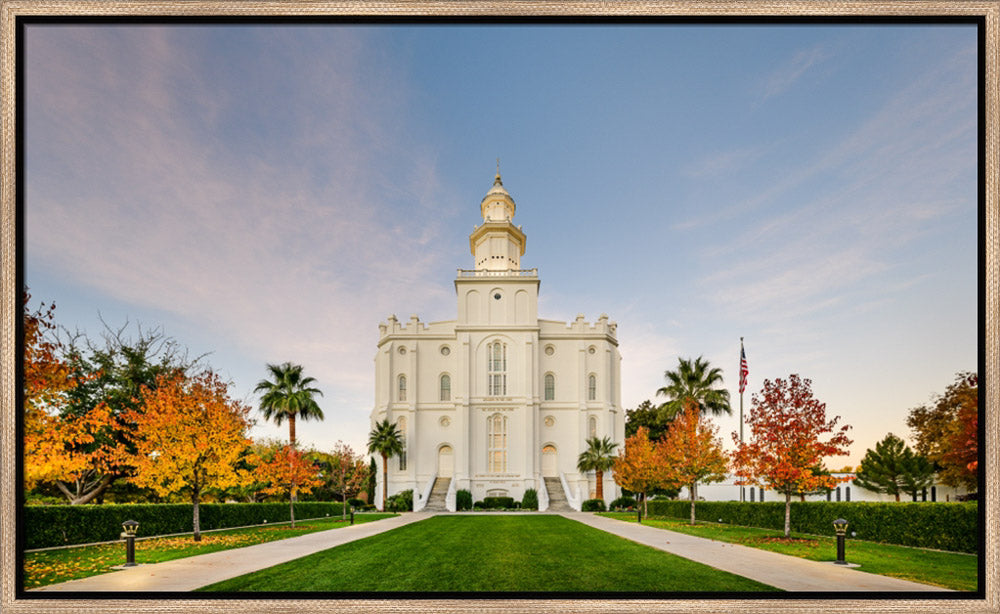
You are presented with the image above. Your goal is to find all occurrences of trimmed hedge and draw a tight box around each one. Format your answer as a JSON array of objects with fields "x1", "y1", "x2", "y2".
[
  {"x1": 482, "y1": 496, "x2": 515, "y2": 509},
  {"x1": 24, "y1": 502, "x2": 346, "y2": 550},
  {"x1": 644, "y1": 500, "x2": 978, "y2": 553},
  {"x1": 582, "y1": 498, "x2": 607, "y2": 512}
]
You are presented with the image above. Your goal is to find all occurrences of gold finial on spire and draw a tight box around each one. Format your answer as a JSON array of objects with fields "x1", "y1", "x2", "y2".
[{"x1": 494, "y1": 158, "x2": 502, "y2": 185}]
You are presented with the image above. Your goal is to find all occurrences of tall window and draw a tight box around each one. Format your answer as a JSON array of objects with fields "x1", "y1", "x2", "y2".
[
  {"x1": 544, "y1": 373, "x2": 555, "y2": 401},
  {"x1": 588, "y1": 374, "x2": 597, "y2": 401},
  {"x1": 398, "y1": 375, "x2": 407, "y2": 401},
  {"x1": 488, "y1": 342, "x2": 507, "y2": 396},
  {"x1": 487, "y1": 413, "x2": 507, "y2": 473},
  {"x1": 589, "y1": 416, "x2": 597, "y2": 438},
  {"x1": 397, "y1": 417, "x2": 407, "y2": 471},
  {"x1": 440, "y1": 374, "x2": 451, "y2": 401}
]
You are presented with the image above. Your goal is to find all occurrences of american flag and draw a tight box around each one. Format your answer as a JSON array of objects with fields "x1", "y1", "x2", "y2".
[{"x1": 739, "y1": 346, "x2": 748, "y2": 393}]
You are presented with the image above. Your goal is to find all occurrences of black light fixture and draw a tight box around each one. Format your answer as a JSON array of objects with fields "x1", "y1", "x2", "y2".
[
  {"x1": 121, "y1": 520, "x2": 139, "y2": 567},
  {"x1": 832, "y1": 518, "x2": 849, "y2": 565}
]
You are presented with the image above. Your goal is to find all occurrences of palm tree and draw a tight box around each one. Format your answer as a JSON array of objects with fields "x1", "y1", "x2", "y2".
[
  {"x1": 656, "y1": 356, "x2": 732, "y2": 421},
  {"x1": 367, "y1": 419, "x2": 403, "y2": 511},
  {"x1": 577, "y1": 436, "x2": 619, "y2": 501},
  {"x1": 254, "y1": 362, "x2": 325, "y2": 447}
]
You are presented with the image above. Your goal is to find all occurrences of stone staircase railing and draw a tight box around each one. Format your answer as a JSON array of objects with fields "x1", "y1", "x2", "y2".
[
  {"x1": 413, "y1": 473, "x2": 437, "y2": 512},
  {"x1": 537, "y1": 476, "x2": 550, "y2": 511},
  {"x1": 445, "y1": 476, "x2": 457, "y2": 512},
  {"x1": 560, "y1": 472, "x2": 582, "y2": 511}
]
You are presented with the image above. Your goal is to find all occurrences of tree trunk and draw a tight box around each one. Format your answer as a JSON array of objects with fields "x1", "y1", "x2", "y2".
[
  {"x1": 289, "y1": 493, "x2": 296, "y2": 528},
  {"x1": 381, "y1": 452, "x2": 388, "y2": 512},
  {"x1": 343, "y1": 491, "x2": 348, "y2": 520},
  {"x1": 596, "y1": 470, "x2": 604, "y2": 501},
  {"x1": 784, "y1": 492, "x2": 791, "y2": 538},
  {"x1": 642, "y1": 491, "x2": 648, "y2": 518},
  {"x1": 192, "y1": 484, "x2": 202, "y2": 542},
  {"x1": 690, "y1": 482, "x2": 697, "y2": 525},
  {"x1": 894, "y1": 492, "x2": 900, "y2": 502},
  {"x1": 58, "y1": 473, "x2": 116, "y2": 505}
]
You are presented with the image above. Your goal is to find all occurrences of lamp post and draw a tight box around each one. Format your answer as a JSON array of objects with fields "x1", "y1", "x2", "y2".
[
  {"x1": 833, "y1": 518, "x2": 849, "y2": 565},
  {"x1": 121, "y1": 520, "x2": 139, "y2": 567}
]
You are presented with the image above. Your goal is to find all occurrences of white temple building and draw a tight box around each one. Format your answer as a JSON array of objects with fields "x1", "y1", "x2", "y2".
[{"x1": 370, "y1": 169, "x2": 624, "y2": 512}]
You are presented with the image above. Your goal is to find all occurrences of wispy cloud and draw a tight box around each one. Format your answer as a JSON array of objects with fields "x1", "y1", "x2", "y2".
[{"x1": 758, "y1": 44, "x2": 831, "y2": 103}]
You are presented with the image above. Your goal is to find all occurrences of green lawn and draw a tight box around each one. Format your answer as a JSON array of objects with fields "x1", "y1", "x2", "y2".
[
  {"x1": 198, "y1": 515, "x2": 781, "y2": 593},
  {"x1": 598, "y1": 513, "x2": 978, "y2": 592},
  {"x1": 24, "y1": 513, "x2": 396, "y2": 589}
]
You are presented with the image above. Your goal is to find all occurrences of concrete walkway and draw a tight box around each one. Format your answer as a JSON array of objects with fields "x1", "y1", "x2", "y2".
[
  {"x1": 562, "y1": 512, "x2": 952, "y2": 592},
  {"x1": 31, "y1": 513, "x2": 426, "y2": 592}
]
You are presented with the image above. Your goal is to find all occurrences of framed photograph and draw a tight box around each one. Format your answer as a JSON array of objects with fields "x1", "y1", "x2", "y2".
[{"x1": 3, "y1": 2, "x2": 995, "y2": 613}]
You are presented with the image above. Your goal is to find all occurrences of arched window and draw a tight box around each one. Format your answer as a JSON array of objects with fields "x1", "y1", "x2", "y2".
[
  {"x1": 487, "y1": 413, "x2": 507, "y2": 473},
  {"x1": 397, "y1": 416, "x2": 407, "y2": 471},
  {"x1": 588, "y1": 374, "x2": 597, "y2": 401},
  {"x1": 544, "y1": 373, "x2": 555, "y2": 401},
  {"x1": 488, "y1": 342, "x2": 507, "y2": 396},
  {"x1": 589, "y1": 415, "x2": 597, "y2": 438},
  {"x1": 440, "y1": 374, "x2": 451, "y2": 401},
  {"x1": 398, "y1": 375, "x2": 407, "y2": 402}
]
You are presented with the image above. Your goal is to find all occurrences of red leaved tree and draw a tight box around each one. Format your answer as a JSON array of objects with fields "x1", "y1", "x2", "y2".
[
  {"x1": 731, "y1": 374, "x2": 852, "y2": 537},
  {"x1": 612, "y1": 426, "x2": 668, "y2": 517},
  {"x1": 255, "y1": 445, "x2": 323, "y2": 527},
  {"x1": 659, "y1": 401, "x2": 729, "y2": 525}
]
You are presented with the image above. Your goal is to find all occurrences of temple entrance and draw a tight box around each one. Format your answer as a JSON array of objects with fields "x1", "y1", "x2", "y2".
[
  {"x1": 438, "y1": 445, "x2": 454, "y2": 478},
  {"x1": 541, "y1": 445, "x2": 557, "y2": 477}
]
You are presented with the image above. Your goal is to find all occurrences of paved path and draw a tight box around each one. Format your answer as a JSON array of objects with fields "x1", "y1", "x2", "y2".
[
  {"x1": 562, "y1": 513, "x2": 951, "y2": 592},
  {"x1": 31, "y1": 514, "x2": 426, "y2": 592}
]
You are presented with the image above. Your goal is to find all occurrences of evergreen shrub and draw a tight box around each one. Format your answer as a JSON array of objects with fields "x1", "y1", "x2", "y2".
[
  {"x1": 582, "y1": 498, "x2": 607, "y2": 512},
  {"x1": 24, "y1": 502, "x2": 347, "y2": 549},
  {"x1": 643, "y1": 500, "x2": 977, "y2": 553},
  {"x1": 456, "y1": 489, "x2": 473, "y2": 511},
  {"x1": 473, "y1": 501, "x2": 486, "y2": 510},
  {"x1": 610, "y1": 496, "x2": 636, "y2": 510},
  {"x1": 386, "y1": 489, "x2": 413, "y2": 512},
  {"x1": 482, "y1": 496, "x2": 515, "y2": 509},
  {"x1": 521, "y1": 488, "x2": 539, "y2": 510}
]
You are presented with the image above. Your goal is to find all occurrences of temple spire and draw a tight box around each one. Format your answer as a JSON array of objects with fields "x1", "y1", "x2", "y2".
[{"x1": 495, "y1": 158, "x2": 502, "y2": 185}]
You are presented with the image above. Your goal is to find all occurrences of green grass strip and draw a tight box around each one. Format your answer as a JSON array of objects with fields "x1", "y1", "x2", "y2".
[
  {"x1": 24, "y1": 513, "x2": 396, "y2": 589},
  {"x1": 598, "y1": 512, "x2": 977, "y2": 592},
  {"x1": 197, "y1": 515, "x2": 780, "y2": 593}
]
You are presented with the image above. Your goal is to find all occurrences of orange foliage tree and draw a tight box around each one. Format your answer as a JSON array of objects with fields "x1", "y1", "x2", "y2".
[
  {"x1": 255, "y1": 445, "x2": 323, "y2": 527},
  {"x1": 125, "y1": 371, "x2": 253, "y2": 541},
  {"x1": 23, "y1": 291, "x2": 119, "y2": 500},
  {"x1": 731, "y1": 374, "x2": 852, "y2": 537},
  {"x1": 907, "y1": 372, "x2": 978, "y2": 491},
  {"x1": 612, "y1": 426, "x2": 668, "y2": 517},
  {"x1": 659, "y1": 402, "x2": 729, "y2": 525}
]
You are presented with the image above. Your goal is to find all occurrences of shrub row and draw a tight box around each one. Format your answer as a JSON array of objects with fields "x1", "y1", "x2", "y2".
[
  {"x1": 582, "y1": 499, "x2": 606, "y2": 512},
  {"x1": 644, "y1": 500, "x2": 978, "y2": 553},
  {"x1": 386, "y1": 489, "x2": 413, "y2": 512},
  {"x1": 24, "y1": 501, "x2": 347, "y2": 550}
]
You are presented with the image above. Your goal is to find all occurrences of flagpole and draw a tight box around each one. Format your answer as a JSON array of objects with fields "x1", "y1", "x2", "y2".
[{"x1": 739, "y1": 337, "x2": 745, "y2": 503}]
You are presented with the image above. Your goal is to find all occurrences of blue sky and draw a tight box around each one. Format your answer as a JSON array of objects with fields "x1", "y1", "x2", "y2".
[{"x1": 24, "y1": 23, "x2": 978, "y2": 466}]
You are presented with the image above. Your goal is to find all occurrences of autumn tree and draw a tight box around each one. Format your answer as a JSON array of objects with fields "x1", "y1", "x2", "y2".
[
  {"x1": 659, "y1": 402, "x2": 729, "y2": 525},
  {"x1": 312, "y1": 442, "x2": 370, "y2": 519},
  {"x1": 255, "y1": 445, "x2": 323, "y2": 528},
  {"x1": 731, "y1": 374, "x2": 853, "y2": 537},
  {"x1": 22, "y1": 290, "x2": 122, "y2": 503},
  {"x1": 854, "y1": 433, "x2": 933, "y2": 502},
  {"x1": 49, "y1": 321, "x2": 199, "y2": 503},
  {"x1": 612, "y1": 427, "x2": 668, "y2": 517},
  {"x1": 125, "y1": 371, "x2": 253, "y2": 541},
  {"x1": 907, "y1": 372, "x2": 978, "y2": 491}
]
